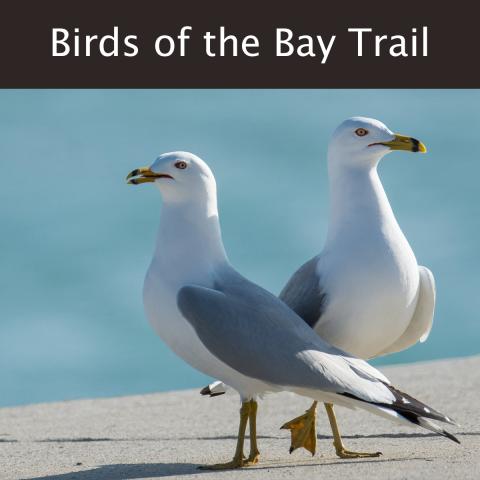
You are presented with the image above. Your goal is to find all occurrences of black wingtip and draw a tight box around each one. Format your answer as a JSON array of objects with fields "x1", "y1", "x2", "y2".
[
  {"x1": 443, "y1": 430, "x2": 461, "y2": 444},
  {"x1": 199, "y1": 386, "x2": 226, "y2": 397},
  {"x1": 443, "y1": 415, "x2": 459, "y2": 427},
  {"x1": 382, "y1": 385, "x2": 457, "y2": 426},
  {"x1": 200, "y1": 386, "x2": 211, "y2": 396}
]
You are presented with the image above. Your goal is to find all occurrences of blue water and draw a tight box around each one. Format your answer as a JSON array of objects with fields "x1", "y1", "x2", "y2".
[{"x1": 0, "y1": 90, "x2": 479, "y2": 407}]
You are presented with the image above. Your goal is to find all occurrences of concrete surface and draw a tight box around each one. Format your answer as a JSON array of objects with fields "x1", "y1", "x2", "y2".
[{"x1": 0, "y1": 356, "x2": 479, "y2": 480}]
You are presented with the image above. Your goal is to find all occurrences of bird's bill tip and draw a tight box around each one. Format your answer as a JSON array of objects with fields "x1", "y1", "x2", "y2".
[
  {"x1": 381, "y1": 134, "x2": 427, "y2": 154},
  {"x1": 126, "y1": 166, "x2": 156, "y2": 185}
]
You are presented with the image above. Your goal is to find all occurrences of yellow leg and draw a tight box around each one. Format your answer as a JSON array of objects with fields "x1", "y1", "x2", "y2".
[
  {"x1": 324, "y1": 403, "x2": 382, "y2": 459},
  {"x1": 199, "y1": 400, "x2": 255, "y2": 470},
  {"x1": 281, "y1": 401, "x2": 317, "y2": 456},
  {"x1": 245, "y1": 399, "x2": 260, "y2": 465}
]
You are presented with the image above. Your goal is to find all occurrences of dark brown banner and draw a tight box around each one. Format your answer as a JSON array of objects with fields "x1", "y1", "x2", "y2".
[{"x1": 1, "y1": 0, "x2": 478, "y2": 88}]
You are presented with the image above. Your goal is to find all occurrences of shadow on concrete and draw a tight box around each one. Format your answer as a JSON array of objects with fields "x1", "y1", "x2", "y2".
[
  {"x1": 20, "y1": 463, "x2": 201, "y2": 480},
  {"x1": 36, "y1": 431, "x2": 480, "y2": 443},
  {"x1": 317, "y1": 431, "x2": 478, "y2": 440},
  {"x1": 37, "y1": 435, "x2": 280, "y2": 443},
  {"x1": 17, "y1": 432, "x2": 477, "y2": 479},
  {"x1": 20, "y1": 455, "x2": 439, "y2": 480}
]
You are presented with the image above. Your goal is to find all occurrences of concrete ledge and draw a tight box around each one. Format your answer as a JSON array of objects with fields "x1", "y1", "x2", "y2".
[{"x1": 1, "y1": 356, "x2": 478, "y2": 480}]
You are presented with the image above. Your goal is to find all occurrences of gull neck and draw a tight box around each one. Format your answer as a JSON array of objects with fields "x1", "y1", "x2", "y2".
[
  {"x1": 325, "y1": 160, "x2": 400, "y2": 248},
  {"x1": 155, "y1": 196, "x2": 228, "y2": 268}
]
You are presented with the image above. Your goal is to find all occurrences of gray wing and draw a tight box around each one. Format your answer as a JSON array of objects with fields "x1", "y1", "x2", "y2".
[
  {"x1": 177, "y1": 272, "x2": 393, "y2": 404},
  {"x1": 378, "y1": 266, "x2": 436, "y2": 356},
  {"x1": 279, "y1": 256, "x2": 327, "y2": 329}
]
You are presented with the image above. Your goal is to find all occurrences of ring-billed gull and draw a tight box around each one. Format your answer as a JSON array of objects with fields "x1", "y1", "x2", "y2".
[
  {"x1": 202, "y1": 117, "x2": 432, "y2": 458},
  {"x1": 127, "y1": 151, "x2": 456, "y2": 470}
]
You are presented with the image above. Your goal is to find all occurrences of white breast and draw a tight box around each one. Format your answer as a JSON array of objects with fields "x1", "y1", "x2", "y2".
[
  {"x1": 316, "y1": 225, "x2": 420, "y2": 359},
  {"x1": 143, "y1": 250, "x2": 270, "y2": 398}
]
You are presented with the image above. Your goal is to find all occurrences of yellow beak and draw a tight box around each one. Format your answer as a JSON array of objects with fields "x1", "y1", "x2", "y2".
[
  {"x1": 377, "y1": 134, "x2": 427, "y2": 153},
  {"x1": 126, "y1": 166, "x2": 172, "y2": 185}
]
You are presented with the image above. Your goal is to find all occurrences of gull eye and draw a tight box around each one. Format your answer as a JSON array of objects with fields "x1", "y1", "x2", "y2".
[
  {"x1": 355, "y1": 128, "x2": 368, "y2": 137},
  {"x1": 174, "y1": 161, "x2": 187, "y2": 169}
]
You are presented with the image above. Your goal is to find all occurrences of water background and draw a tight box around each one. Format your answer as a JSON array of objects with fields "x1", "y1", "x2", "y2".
[{"x1": 1, "y1": 90, "x2": 478, "y2": 407}]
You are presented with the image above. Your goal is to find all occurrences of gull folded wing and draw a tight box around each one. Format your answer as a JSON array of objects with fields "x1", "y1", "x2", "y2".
[
  {"x1": 378, "y1": 266, "x2": 435, "y2": 356},
  {"x1": 177, "y1": 279, "x2": 394, "y2": 404}
]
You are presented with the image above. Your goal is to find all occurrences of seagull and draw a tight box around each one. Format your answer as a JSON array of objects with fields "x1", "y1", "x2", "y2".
[
  {"x1": 127, "y1": 151, "x2": 457, "y2": 469},
  {"x1": 201, "y1": 117, "x2": 434, "y2": 458}
]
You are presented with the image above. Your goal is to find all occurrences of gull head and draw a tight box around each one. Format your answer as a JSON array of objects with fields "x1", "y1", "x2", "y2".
[
  {"x1": 328, "y1": 117, "x2": 427, "y2": 169},
  {"x1": 126, "y1": 151, "x2": 216, "y2": 203}
]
